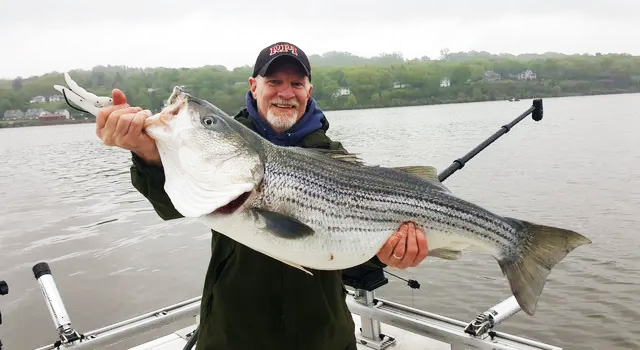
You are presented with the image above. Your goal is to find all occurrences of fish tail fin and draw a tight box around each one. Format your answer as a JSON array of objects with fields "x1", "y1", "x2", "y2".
[{"x1": 498, "y1": 219, "x2": 591, "y2": 316}]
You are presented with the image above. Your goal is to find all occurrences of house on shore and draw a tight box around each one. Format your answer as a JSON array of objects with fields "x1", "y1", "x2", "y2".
[
  {"x1": 48, "y1": 94, "x2": 65, "y2": 103},
  {"x1": 3, "y1": 110, "x2": 25, "y2": 120},
  {"x1": 393, "y1": 82, "x2": 410, "y2": 89},
  {"x1": 484, "y1": 70, "x2": 502, "y2": 82},
  {"x1": 26, "y1": 108, "x2": 47, "y2": 119},
  {"x1": 517, "y1": 69, "x2": 537, "y2": 81},
  {"x1": 30, "y1": 96, "x2": 47, "y2": 104},
  {"x1": 332, "y1": 87, "x2": 351, "y2": 98},
  {"x1": 40, "y1": 113, "x2": 67, "y2": 121}
]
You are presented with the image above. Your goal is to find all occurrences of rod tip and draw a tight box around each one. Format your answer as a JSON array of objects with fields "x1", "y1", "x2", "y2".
[
  {"x1": 532, "y1": 99, "x2": 543, "y2": 121},
  {"x1": 32, "y1": 262, "x2": 51, "y2": 280}
]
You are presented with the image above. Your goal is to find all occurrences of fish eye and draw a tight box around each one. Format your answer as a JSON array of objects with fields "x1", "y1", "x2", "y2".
[{"x1": 203, "y1": 115, "x2": 217, "y2": 126}]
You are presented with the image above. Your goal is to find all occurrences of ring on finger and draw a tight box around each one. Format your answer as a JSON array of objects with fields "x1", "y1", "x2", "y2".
[{"x1": 392, "y1": 253, "x2": 403, "y2": 259}]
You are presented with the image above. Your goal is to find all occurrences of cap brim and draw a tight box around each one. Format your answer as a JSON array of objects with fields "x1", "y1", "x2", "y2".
[{"x1": 257, "y1": 53, "x2": 310, "y2": 78}]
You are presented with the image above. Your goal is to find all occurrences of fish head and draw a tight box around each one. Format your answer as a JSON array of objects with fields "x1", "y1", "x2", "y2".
[{"x1": 144, "y1": 87, "x2": 264, "y2": 218}]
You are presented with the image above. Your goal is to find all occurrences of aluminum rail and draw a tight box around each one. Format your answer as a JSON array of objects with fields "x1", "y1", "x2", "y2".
[
  {"x1": 32, "y1": 254, "x2": 558, "y2": 350},
  {"x1": 34, "y1": 297, "x2": 201, "y2": 350},
  {"x1": 346, "y1": 295, "x2": 561, "y2": 350},
  {"x1": 34, "y1": 293, "x2": 560, "y2": 350}
]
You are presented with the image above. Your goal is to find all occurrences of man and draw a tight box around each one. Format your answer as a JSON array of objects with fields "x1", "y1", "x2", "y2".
[{"x1": 97, "y1": 42, "x2": 428, "y2": 350}]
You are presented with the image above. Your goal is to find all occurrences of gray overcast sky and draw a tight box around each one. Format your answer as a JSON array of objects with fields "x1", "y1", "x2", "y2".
[{"x1": 1, "y1": 0, "x2": 638, "y2": 79}]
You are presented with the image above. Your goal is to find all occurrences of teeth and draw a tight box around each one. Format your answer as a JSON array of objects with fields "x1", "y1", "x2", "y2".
[{"x1": 273, "y1": 103, "x2": 295, "y2": 108}]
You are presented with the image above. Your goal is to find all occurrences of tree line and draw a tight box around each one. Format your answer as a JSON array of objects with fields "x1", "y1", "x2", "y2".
[{"x1": 2, "y1": 51, "x2": 640, "y2": 118}]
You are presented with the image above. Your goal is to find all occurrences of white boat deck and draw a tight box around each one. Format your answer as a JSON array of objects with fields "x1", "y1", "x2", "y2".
[{"x1": 128, "y1": 314, "x2": 450, "y2": 350}]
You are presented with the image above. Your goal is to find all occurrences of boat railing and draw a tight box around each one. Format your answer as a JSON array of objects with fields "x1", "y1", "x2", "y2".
[{"x1": 28, "y1": 262, "x2": 560, "y2": 350}]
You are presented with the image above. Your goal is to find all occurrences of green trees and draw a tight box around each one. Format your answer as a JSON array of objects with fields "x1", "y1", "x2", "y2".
[{"x1": 1, "y1": 52, "x2": 640, "y2": 119}]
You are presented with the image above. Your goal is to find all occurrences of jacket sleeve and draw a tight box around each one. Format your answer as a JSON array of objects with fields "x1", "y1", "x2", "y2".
[{"x1": 130, "y1": 153, "x2": 184, "y2": 221}]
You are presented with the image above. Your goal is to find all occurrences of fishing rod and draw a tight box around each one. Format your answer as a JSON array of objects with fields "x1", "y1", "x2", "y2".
[{"x1": 438, "y1": 98, "x2": 543, "y2": 182}]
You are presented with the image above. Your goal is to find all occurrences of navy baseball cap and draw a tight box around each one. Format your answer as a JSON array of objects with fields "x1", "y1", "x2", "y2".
[{"x1": 252, "y1": 42, "x2": 311, "y2": 81}]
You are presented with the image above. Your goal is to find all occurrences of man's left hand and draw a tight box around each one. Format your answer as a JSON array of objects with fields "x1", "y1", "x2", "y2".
[{"x1": 377, "y1": 222, "x2": 428, "y2": 269}]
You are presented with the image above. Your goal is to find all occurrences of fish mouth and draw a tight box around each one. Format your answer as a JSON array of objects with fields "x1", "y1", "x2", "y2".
[
  {"x1": 211, "y1": 191, "x2": 252, "y2": 215},
  {"x1": 143, "y1": 88, "x2": 189, "y2": 130}
]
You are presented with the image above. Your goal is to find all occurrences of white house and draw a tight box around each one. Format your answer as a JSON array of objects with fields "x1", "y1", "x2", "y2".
[
  {"x1": 48, "y1": 95, "x2": 64, "y2": 103},
  {"x1": 55, "y1": 109, "x2": 71, "y2": 119},
  {"x1": 484, "y1": 70, "x2": 502, "y2": 82},
  {"x1": 393, "y1": 82, "x2": 409, "y2": 89},
  {"x1": 440, "y1": 78, "x2": 451, "y2": 87},
  {"x1": 517, "y1": 69, "x2": 537, "y2": 81},
  {"x1": 332, "y1": 87, "x2": 351, "y2": 98},
  {"x1": 30, "y1": 96, "x2": 47, "y2": 104}
]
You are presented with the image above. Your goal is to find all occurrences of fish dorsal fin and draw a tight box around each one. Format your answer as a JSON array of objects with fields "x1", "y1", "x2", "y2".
[
  {"x1": 392, "y1": 166, "x2": 450, "y2": 192},
  {"x1": 307, "y1": 148, "x2": 363, "y2": 165}
]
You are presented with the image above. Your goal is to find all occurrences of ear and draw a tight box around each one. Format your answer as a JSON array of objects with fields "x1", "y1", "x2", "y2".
[
  {"x1": 249, "y1": 77, "x2": 257, "y2": 98},
  {"x1": 307, "y1": 79, "x2": 313, "y2": 99}
]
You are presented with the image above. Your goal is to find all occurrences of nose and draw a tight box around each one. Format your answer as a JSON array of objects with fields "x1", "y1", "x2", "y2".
[{"x1": 277, "y1": 84, "x2": 295, "y2": 100}]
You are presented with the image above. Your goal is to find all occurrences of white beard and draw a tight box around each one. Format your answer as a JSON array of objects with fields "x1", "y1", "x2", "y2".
[{"x1": 266, "y1": 109, "x2": 299, "y2": 131}]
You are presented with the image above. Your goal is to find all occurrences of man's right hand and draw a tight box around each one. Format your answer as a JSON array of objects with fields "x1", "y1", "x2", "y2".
[{"x1": 96, "y1": 89, "x2": 161, "y2": 166}]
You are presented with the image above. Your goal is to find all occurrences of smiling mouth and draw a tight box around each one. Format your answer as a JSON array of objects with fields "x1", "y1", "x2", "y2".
[
  {"x1": 211, "y1": 191, "x2": 252, "y2": 215},
  {"x1": 272, "y1": 103, "x2": 296, "y2": 109}
]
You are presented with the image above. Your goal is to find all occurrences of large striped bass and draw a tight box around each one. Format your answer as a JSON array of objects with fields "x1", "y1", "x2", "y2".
[{"x1": 143, "y1": 87, "x2": 590, "y2": 316}]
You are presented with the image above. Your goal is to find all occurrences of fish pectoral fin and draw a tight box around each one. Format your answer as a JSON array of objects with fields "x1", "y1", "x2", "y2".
[
  {"x1": 271, "y1": 256, "x2": 314, "y2": 275},
  {"x1": 250, "y1": 208, "x2": 315, "y2": 239},
  {"x1": 252, "y1": 247, "x2": 314, "y2": 275},
  {"x1": 429, "y1": 248, "x2": 463, "y2": 260},
  {"x1": 392, "y1": 166, "x2": 449, "y2": 192}
]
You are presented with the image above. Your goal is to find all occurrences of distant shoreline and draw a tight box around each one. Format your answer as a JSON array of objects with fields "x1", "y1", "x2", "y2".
[
  {"x1": 0, "y1": 118, "x2": 95, "y2": 129},
  {"x1": 318, "y1": 89, "x2": 640, "y2": 112},
  {"x1": 2, "y1": 89, "x2": 639, "y2": 129}
]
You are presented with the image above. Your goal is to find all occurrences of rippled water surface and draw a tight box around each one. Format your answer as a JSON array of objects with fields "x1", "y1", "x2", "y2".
[{"x1": 1, "y1": 94, "x2": 639, "y2": 349}]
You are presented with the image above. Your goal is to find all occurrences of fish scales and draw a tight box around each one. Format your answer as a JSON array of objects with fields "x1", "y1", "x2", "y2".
[
  {"x1": 267, "y1": 169, "x2": 515, "y2": 253},
  {"x1": 276, "y1": 148, "x2": 519, "y2": 245},
  {"x1": 257, "y1": 146, "x2": 521, "y2": 258}
]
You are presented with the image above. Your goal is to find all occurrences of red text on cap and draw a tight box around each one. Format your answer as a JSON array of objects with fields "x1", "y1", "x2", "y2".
[{"x1": 270, "y1": 44, "x2": 298, "y2": 56}]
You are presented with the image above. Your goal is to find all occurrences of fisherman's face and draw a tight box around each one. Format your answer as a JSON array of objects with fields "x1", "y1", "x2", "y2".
[{"x1": 249, "y1": 62, "x2": 312, "y2": 133}]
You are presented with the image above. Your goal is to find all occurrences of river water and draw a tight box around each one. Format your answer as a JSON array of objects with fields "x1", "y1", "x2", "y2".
[{"x1": 1, "y1": 94, "x2": 639, "y2": 349}]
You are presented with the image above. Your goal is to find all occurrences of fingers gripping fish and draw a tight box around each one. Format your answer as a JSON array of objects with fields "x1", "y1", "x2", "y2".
[{"x1": 55, "y1": 74, "x2": 592, "y2": 316}]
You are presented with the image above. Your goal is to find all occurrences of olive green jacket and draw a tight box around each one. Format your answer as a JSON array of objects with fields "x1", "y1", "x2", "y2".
[{"x1": 130, "y1": 109, "x2": 358, "y2": 350}]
